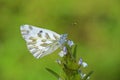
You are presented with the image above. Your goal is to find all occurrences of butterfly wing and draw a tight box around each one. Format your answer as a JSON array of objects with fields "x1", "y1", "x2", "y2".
[{"x1": 20, "y1": 24, "x2": 60, "y2": 59}]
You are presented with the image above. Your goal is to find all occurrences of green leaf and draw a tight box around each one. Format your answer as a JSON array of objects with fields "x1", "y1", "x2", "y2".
[
  {"x1": 73, "y1": 45, "x2": 77, "y2": 60},
  {"x1": 45, "y1": 68, "x2": 60, "y2": 79}
]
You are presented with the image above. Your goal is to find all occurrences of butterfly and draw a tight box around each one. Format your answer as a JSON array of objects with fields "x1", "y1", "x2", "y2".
[{"x1": 20, "y1": 24, "x2": 66, "y2": 59}]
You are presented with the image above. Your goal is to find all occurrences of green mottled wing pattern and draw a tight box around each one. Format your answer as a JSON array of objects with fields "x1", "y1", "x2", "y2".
[{"x1": 20, "y1": 24, "x2": 60, "y2": 59}]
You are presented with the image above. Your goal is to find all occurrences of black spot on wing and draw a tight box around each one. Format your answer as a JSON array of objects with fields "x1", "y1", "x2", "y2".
[
  {"x1": 37, "y1": 30, "x2": 43, "y2": 37},
  {"x1": 40, "y1": 30, "x2": 43, "y2": 33}
]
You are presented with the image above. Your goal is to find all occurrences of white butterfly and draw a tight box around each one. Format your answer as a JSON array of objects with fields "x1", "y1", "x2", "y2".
[{"x1": 20, "y1": 24, "x2": 64, "y2": 59}]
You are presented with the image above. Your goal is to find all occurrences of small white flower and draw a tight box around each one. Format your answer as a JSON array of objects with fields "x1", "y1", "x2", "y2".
[
  {"x1": 63, "y1": 46, "x2": 67, "y2": 52},
  {"x1": 87, "y1": 76, "x2": 90, "y2": 80},
  {"x1": 78, "y1": 58, "x2": 83, "y2": 65},
  {"x1": 78, "y1": 58, "x2": 88, "y2": 68},
  {"x1": 67, "y1": 40, "x2": 74, "y2": 47},
  {"x1": 82, "y1": 62, "x2": 88, "y2": 68},
  {"x1": 59, "y1": 46, "x2": 67, "y2": 57},
  {"x1": 59, "y1": 51, "x2": 67, "y2": 57},
  {"x1": 80, "y1": 73, "x2": 86, "y2": 79}
]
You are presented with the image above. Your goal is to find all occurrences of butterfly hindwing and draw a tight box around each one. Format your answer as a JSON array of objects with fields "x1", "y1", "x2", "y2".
[{"x1": 20, "y1": 24, "x2": 60, "y2": 58}]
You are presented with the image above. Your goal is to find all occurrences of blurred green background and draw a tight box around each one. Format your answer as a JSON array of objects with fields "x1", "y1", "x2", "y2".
[{"x1": 0, "y1": 0, "x2": 120, "y2": 80}]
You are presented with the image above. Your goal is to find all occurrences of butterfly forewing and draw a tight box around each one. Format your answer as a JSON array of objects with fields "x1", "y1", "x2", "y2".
[{"x1": 20, "y1": 24, "x2": 60, "y2": 59}]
